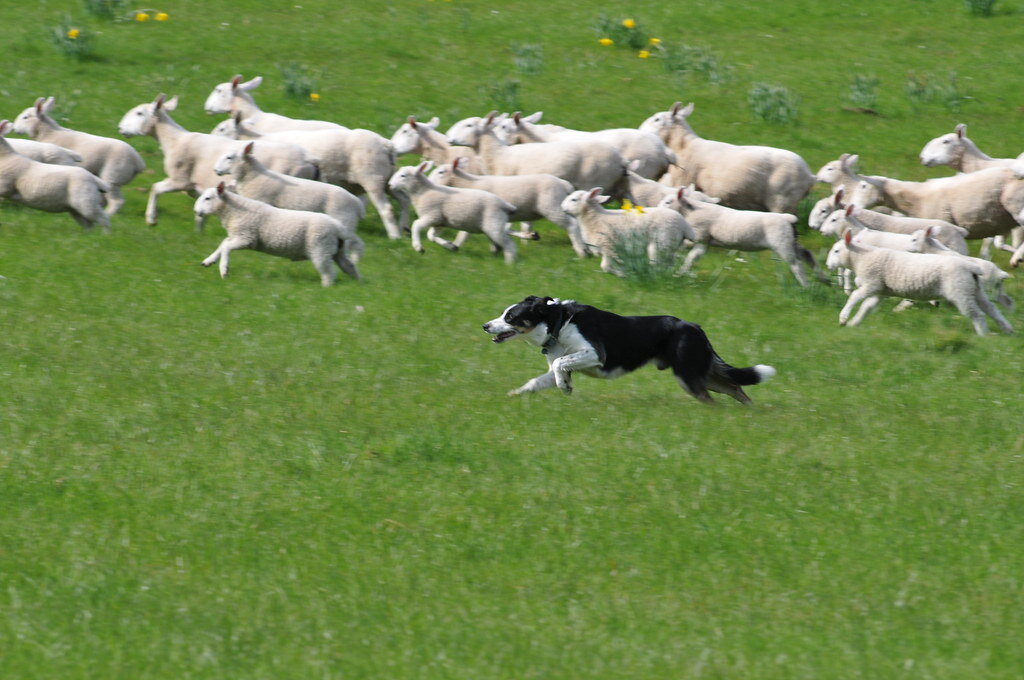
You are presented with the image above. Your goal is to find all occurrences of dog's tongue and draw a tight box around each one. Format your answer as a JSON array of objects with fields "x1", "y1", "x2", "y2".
[{"x1": 493, "y1": 331, "x2": 517, "y2": 343}]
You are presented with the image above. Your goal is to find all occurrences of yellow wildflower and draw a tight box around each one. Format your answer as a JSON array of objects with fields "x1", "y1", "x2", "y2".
[
  {"x1": 66, "y1": 28, "x2": 81, "y2": 39},
  {"x1": 622, "y1": 18, "x2": 636, "y2": 29},
  {"x1": 155, "y1": 12, "x2": 169, "y2": 21},
  {"x1": 135, "y1": 11, "x2": 150, "y2": 21},
  {"x1": 649, "y1": 37, "x2": 661, "y2": 45},
  {"x1": 634, "y1": 205, "x2": 645, "y2": 214},
  {"x1": 622, "y1": 199, "x2": 634, "y2": 211},
  {"x1": 598, "y1": 38, "x2": 613, "y2": 46},
  {"x1": 310, "y1": 92, "x2": 321, "y2": 103},
  {"x1": 638, "y1": 50, "x2": 650, "y2": 59}
]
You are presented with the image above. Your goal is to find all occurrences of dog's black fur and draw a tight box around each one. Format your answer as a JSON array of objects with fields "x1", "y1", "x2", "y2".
[{"x1": 484, "y1": 296, "x2": 775, "y2": 404}]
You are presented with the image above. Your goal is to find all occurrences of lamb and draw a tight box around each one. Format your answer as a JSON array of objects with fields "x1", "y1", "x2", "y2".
[
  {"x1": 211, "y1": 112, "x2": 406, "y2": 240},
  {"x1": 390, "y1": 116, "x2": 485, "y2": 173},
  {"x1": 445, "y1": 112, "x2": 627, "y2": 194},
  {"x1": 659, "y1": 186, "x2": 825, "y2": 286},
  {"x1": 908, "y1": 226, "x2": 1013, "y2": 310},
  {"x1": 202, "y1": 75, "x2": 345, "y2": 133},
  {"x1": 496, "y1": 111, "x2": 675, "y2": 180},
  {"x1": 117, "y1": 94, "x2": 318, "y2": 226},
  {"x1": 639, "y1": 102, "x2": 815, "y2": 213},
  {"x1": 387, "y1": 161, "x2": 518, "y2": 263},
  {"x1": 919, "y1": 124, "x2": 1017, "y2": 173},
  {"x1": 560, "y1": 187, "x2": 696, "y2": 276},
  {"x1": 0, "y1": 120, "x2": 110, "y2": 231},
  {"x1": 13, "y1": 96, "x2": 145, "y2": 214},
  {"x1": 194, "y1": 182, "x2": 359, "y2": 286},
  {"x1": 429, "y1": 157, "x2": 588, "y2": 257},
  {"x1": 213, "y1": 142, "x2": 365, "y2": 264},
  {"x1": 6, "y1": 138, "x2": 82, "y2": 166},
  {"x1": 825, "y1": 229, "x2": 1013, "y2": 335},
  {"x1": 848, "y1": 168, "x2": 1024, "y2": 247},
  {"x1": 819, "y1": 200, "x2": 969, "y2": 254}
]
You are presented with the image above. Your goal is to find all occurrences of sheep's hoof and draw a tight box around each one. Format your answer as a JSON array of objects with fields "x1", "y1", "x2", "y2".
[{"x1": 414, "y1": 246, "x2": 425, "y2": 254}]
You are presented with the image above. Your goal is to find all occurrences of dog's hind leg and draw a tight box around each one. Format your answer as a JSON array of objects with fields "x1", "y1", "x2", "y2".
[
  {"x1": 706, "y1": 375, "x2": 752, "y2": 405},
  {"x1": 674, "y1": 375, "x2": 715, "y2": 403},
  {"x1": 508, "y1": 371, "x2": 557, "y2": 396}
]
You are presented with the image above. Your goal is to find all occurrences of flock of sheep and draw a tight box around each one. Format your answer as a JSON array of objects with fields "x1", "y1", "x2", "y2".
[{"x1": 2, "y1": 75, "x2": 1023, "y2": 334}]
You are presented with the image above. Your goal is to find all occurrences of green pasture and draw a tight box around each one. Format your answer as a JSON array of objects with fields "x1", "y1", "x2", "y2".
[{"x1": 2, "y1": 1, "x2": 1023, "y2": 677}]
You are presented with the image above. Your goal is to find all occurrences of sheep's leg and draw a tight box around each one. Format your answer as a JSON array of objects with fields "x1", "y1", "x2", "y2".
[
  {"x1": 798, "y1": 245, "x2": 830, "y2": 284},
  {"x1": 146, "y1": 178, "x2": 190, "y2": 226},
  {"x1": 70, "y1": 212, "x2": 94, "y2": 231},
  {"x1": 547, "y1": 213, "x2": 589, "y2": 258},
  {"x1": 509, "y1": 221, "x2": 538, "y2": 240},
  {"x1": 676, "y1": 242, "x2": 707, "y2": 276},
  {"x1": 980, "y1": 238, "x2": 994, "y2": 260},
  {"x1": 846, "y1": 294, "x2": 882, "y2": 327},
  {"x1": 508, "y1": 370, "x2": 557, "y2": 396},
  {"x1": 486, "y1": 225, "x2": 517, "y2": 265},
  {"x1": 103, "y1": 186, "x2": 125, "y2": 216},
  {"x1": 311, "y1": 251, "x2": 339, "y2": 287},
  {"x1": 452, "y1": 231, "x2": 472, "y2": 248},
  {"x1": 1009, "y1": 240, "x2": 1024, "y2": 268},
  {"x1": 343, "y1": 234, "x2": 365, "y2": 265},
  {"x1": 333, "y1": 248, "x2": 361, "y2": 281},
  {"x1": 973, "y1": 289, "x2": 1013, "y2": 334},
  {"x1": 427, "y1": 227, "x2": 459, "y2": 251},
  {"x1": 410, "y1": 217, "x2": 432, "y2": 253},
  {"x1": 892, "y1": 299, "x2": 916, "y2": 312},
  {"x1": 840, "y1": 268, "x2": 854, "y2": 294},
  {"x1": 839, "y1": 287, "x2": 871, "y2": 325},
  {"x1": 994, "y1": 282, "x2": 1014, "y2": 311},
  {"x1": 202, "y1": 237, "x2": 248, "y2": 278},
  {"x1": 366, "y1": 185, "x2": 402, "y2": 239}
]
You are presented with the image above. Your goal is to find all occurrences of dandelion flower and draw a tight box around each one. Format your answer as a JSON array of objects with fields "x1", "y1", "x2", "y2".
[
  {"x1": 638, "y1": 50, "x2": 650, "y2": 59},
  {"x1": 622, "y1": 18, "x2": 636, "y2": 29},
  {"x1": 155, "y1": 12, "x2": 169, "y2": 21},
  {"x1": 66, "y1": 28, "x2": 81, "y2": 39},
  {"x1": 310, "y1": 92, "x2": 321, "y2": 103},
  {"x1": 598, "y1": 38, "x2": 613, "y2": 46},
  {"x1": 622, "y1": 199, "x2": 634, "y2": 211},
  {"x1": 634, "y1": 205, "x2": 645, "y2": 214},
  {"x1": 649, "y1": 37, "x2": 661, "y2": 45},
  {"x1": 135, "y1": 11, "x2": 150, "y2": 21}
]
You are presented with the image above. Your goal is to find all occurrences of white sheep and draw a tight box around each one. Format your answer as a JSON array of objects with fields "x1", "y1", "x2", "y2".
[
  {"x1": 213, "y1": 142, "x2": 365, "y2": 264},
  {"x1": 639, "y1": 102, "x2": 815, "y2": 213},
  {"x1": 429, "y1": 157, "x2": 588, "y2": 257},
  {"x1": 0, "y1": 120, "x2": 110, "y2": 231},
  {"x1": 1013, "y1": 152, "x2": 1024, "y2": 179},
  {"x1": 560, "y1": 187, "x2": 696, "y2": 276},
  {"x1": 849, "y1": 168, "x2": 1024, "y2": 248},
  {"x1": 919, "y1": 124, "x2": 1017, "y2": 173},
  {"x1": 659, "y1": 186, "x2": 825, "y2": 286},
  {"x1": 194, "y1": 182, "x2": 359, "y2": 286},
  {"x1": 202, "y1": 75, "x2": 345, "y2": 133},
  {"x1": 387, "y1": 161, "x2": 518, "y2": 263},
  {"x1": 117, "y1": 94, "x2": 317, "y2": 226},
  {"x1": 6, "y1": 138, "x2": 82, "y2": 166},
  {"x1": 909, "y1": 226, "x2": 1013, "y2": 310},
  {"x1": 446, "y1": 112, "x2": 627, "y2": 193},
  {"x1": 825, "y1": 229, "x2": 1013, "y2": 335},
  {"x1": 13, "y1": 96, "x2": 145, "y2": 215},
  {"x1": 616, "y1": 159, "x2": 724, "y2": 209},
  {"x1": 211, "y1": 113, "x2": 407, "y2": 240},
  {"x1": 819, "y1": 202, "x2": 969, "y2": 253},
  {"x1": 496, "y1": 111, "x2": 675, "y2": 180},
  {"x1": 390, "y1": 116, "x2": 485, "y2": 172}
]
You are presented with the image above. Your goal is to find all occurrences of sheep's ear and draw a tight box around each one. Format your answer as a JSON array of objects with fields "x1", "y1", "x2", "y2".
[
  {"x1": 425, "y1": 116, "x2": 440, "y2": 129},
  {"x1": 43, "y1": 97, "x2": 56, "y2": 114},
  {"x1": 834, "y1": 187, "x2": 845, "y2": 205},
  {"x1": 416, "y1": 160, "x2": 433, "y2": 174},
  {"x1": 524, "y1": 111, "x2": 543, "y2": 123},
  {"x1": 679, "y1": 102, "x2": 695, "y2": 118},
  {"x1": 154, "y1": 93, "x2": 166, "y2": 110},
  {"x1": 216, "y1": 181, "x2": 226, "y2": 195},
  {"x1": 512, "y1": 111, "x2": 522, "y2": 125},
  {"x1": 847, "y1": 154, "x2": 859, "y2": 169},
  {"x1": 238, "y1": 76, "x2": 262, "y2": 92},
  {"x1": 839, "y1": 152, "x2": 850, "y2": 162},
  {"x1": 230, "y1": 75, "x2": 242, "y2": 88},
  {"x1": 233, "y1": 111, "x2": 243, "y2": 124},
  {"x1": 586, "y1": 187, "x2": 603, "y2": 201},
  {"x1": 955, "y1": 123, "x2": 966, "y2": 138},
  {"x1": 244, "y1": 141, "x2": 255, "y2": 155},
  {"x1": 0, "y1": 120, "x2": 10, "y2": 137},
  {"x1": 164, "y1": 95, "x2": 179, "y2": 111},
  {"x1": 628, "y1": 159, "x2": 641, "y2": 172},
  {"x1": 484, "y1": 110, "x2": 498, "y2": 125},
  {"x1": 843, "y1": 228, "x2": 853, "y2": 245},
  {"x1": 406, "y1": 115, "x2": 416, "y2": 126},
  {"x1": 669, "y1": 101, "x2": 682, "y2": 115},
  {"x1": 33, "y1": 97, "x2": 45, "y2": 114},
  {"x1": 925, "y1": 225, "x2": 934, "y2": 238},
  {"x1": 452, "y1": 157, "x2": 462, "y2": 170},
  {"x1": 845, "y1": 204, "x2": 856, "y2": 217}
]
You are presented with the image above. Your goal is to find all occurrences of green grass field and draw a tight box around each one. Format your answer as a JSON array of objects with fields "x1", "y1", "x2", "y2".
[{"x1": 2, "y1": 1, "x2": 1024, "y2": 677}]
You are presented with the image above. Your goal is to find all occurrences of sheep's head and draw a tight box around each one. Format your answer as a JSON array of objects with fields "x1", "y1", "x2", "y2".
[
  {"x1": 390, "y1": 115, "x2": 439, "y2": 155},
  {"x1": 117, "y1": 94, "x2": 176, "y2": 137},
  {"x1": 214, "y1": 142, "x2": 255, "y2": 176},
  {"x1": 428, "y1": 162, "x2": 455, "y2": 185},
  {"x1": 204, "y1": 75, "x2": 262, "y2": 114},
  {"x1": 445, "y1": 116, "x2": 485, "y2": 147},
  {"x1": 11, "y1": 97, "x2": 52, "y2": 137},
  {"x1": 210, "y1": 114, "x2": 241, "y2": 138},
  {"x1": 825, "y1": 230, "x2": 856, "y2": 271},
  {"x1": 639, "y1": 102, "x2": 695, "y2": 138},
  {"x1": 919, "y1": 125, "x2": 966, "y2": 167},
  {"x1": 808, "y1": 194, "x2": 837, "y2": 231},
  {"x1": 387, "y1": 161, "x2": 433, "y2": 192},
  {"x1": 848, "y1": 178, "x2": 882, "y2": 210},
  {"x1": 193, "y1": 182, "x2": 228, "y2": 218},
  {"x1": 560, "y1": 188, "x2": 608, "y2": 216}
]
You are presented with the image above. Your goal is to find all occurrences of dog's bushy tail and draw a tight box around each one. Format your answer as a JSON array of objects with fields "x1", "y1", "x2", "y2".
[{"x1": 714, "y1": 358, "x2": 776, "y2": 386}]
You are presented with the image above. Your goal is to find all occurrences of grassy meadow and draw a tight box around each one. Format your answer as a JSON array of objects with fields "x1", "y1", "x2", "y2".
[{"x1": 2, "y1": 0, "x2": 1024, "y2": 677}]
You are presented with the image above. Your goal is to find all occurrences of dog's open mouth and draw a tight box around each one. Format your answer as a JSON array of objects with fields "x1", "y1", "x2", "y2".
[{"x1": 492, "y1": 330, "x2": 518, "y2": 343}]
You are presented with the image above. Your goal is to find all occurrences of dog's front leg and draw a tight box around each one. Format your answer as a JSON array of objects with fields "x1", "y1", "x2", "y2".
[
  {"x1": 551, "y1": 349, "x2": 601, "y2": 394},
  {"x1": 508, "y1": 371, "x2": 557, "y2": 396}
]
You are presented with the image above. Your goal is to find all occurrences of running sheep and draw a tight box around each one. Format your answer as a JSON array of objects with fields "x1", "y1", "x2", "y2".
[
  {"x1": 194, "y1": 182, "x2": 360, "y2": 286},
  {"x1": 13, "y1": 96, "x2": 145, "y2": 215},
  {"x1": 387, "y1": 161, "x2": 519, "y2": 264},
  {"x1": 203, "y1": 75, "x2": 345, "y2": 133},
  {"x1": 908, "y1": 226, "x2": 1013, "y2": 310},
  {"x1": 825, "y1": 230, "x2": 1013, "y2": 336},
  {"x1": 0, "y1": 120, "x2": 110, "y2": 231},
  {"x1": 213, "y1": 142, "x2": 366, "y2": 264},
  {"x1": 560, "y1": 187, "x2": 696, "y2": 276},
  {"x1": 6, "y1": 138, "x2": 81, "y2": 166}
]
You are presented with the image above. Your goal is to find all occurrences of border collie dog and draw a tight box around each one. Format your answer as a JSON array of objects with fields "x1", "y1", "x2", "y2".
[{"x1": 483, "y1": 296, "x2": 776, "y2": 404}]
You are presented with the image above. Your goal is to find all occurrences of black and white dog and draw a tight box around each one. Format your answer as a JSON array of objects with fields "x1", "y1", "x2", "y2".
[{"x1": 483, "y1": 296, "x2": 775, "y2": 404}]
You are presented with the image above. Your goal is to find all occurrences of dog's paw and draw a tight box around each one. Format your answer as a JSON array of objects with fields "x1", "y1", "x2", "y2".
[{"x1": 507, "y1": 388, "x2": 522, "y2": 397}]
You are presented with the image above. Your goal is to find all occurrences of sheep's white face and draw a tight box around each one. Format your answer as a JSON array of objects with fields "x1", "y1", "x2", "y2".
[
  {"x1": 906, "y1": 229, "x2": 928, "y2": 253},
  {"x1": 204, "y1": 82, "x2": 236, "y2": 115},
  {"x1": 428, "y1": 164, "x2": 454, "y2": 185},
  {"x1": 213, "y1": 150, "x2": 244, "y2": 176},
  {"x1": 849, "y1": 180, "x2": 881, "y2": 210},
  {"x1": 11, "y1": 106, "x2": 41, "y2": 137},
  {"x1": 193, "y1": 187, "x2": 224, "y2": 217},
  {"x1": 387, "y1": 166, "x2": 421, "y2": 192},
  {"x1": 560, "y1": 190, "x2": 595, "y2": 217},
  {"x1": 390, "y1": 123, "x2": 423, "y2": 155},
  {"x1": 493, "y1": 119, "x2": 522, "y2": 145},
  {"x1": 815, "y1": 160, "x2": 841, "y2": 185},
  {"x1": 118, "y1": 103, "x2": 157, "y2": 137},
  {"x1": 919, "y1": 132, "x2": 961, "y2": 167},
  {"x1": 210, "y1": 118, "x2": 239, "y2": 138},
  {"x1": 819, "y1": 209, "x2": 848, "y2": 237},
  {"x1": 445, "y1": 117, "x2": 482, "y2": 147},
  {"x1": 638, "y1": 111, "x2": 671, "y2": 136},
  {"x1": 825, "y1": 240, "x2": 849, "y2": 271},
  {"x1": 808, "y1": 196, "x2": 833, "y2": 230}
]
